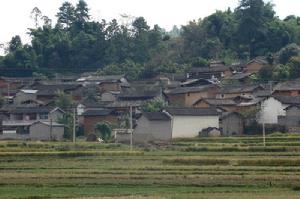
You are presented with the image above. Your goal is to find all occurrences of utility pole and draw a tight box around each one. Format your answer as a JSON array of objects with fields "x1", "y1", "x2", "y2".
[
  {"x1": 50, "y1": 118, "x2": 53, "y2": 141},
  {"x1": 130, "y1": 105, "x2": 133, "y2": 151},
  {"x1": 261, "y1": 103, "x2": 266, "y2": 147},
  {"x1": 73, "y1": 108, "x2": 76, "y2": 143}
]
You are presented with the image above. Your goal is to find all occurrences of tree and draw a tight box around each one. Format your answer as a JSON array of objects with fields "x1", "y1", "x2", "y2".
[
  {"x1": 142, "y1": 98, "x2": 167, "y2": 112},
  {"x1": 8, "y1": 36, "x2": 22, "y2": 53},
  {"x1": 30, "y1": 7, "x2": 43, "y2": 28},
  {"x1": 94, "y1": 122, "x2": 112, "y2": 142},
  {"x1": 56, "y1": 2, "x2": 76, "y2": 28},
  {"x1": 235, "y1": 0, "x2": 275, "y2": 58},
  {"x1": 75, "y1": 0, "x2": 90, "y2": 30},
  {"x1": 272, "y1": 64, "x2": 290, "y2": 80},
  {"x1": 288, "y1": 55, "x2": 300, "y2": 78},
  {"x1": 278, "y1": 43, "x2": 300, "y2": 64},
  {"x1": 55, "y1": 90, "x2": 73, "y2": 110},
  {"x1": 57, "y1": 113, "x2": 73, "y2": 139}
]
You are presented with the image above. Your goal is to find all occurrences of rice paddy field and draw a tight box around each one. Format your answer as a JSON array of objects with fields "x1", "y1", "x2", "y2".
[{"x1": 1, "y1": 135, "x2": 300, "y2": 199}]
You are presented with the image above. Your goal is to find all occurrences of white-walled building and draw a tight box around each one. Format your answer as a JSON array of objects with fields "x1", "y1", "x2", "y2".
[
  {"x1": 258, "y1": 96, "x2": 300, "y2": 124},
  {"x1": 166, "y1": 108, "x2": 219, "y2": 138}
]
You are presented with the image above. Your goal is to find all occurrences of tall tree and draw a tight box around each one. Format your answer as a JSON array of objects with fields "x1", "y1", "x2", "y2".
[
  {"x1": 30, "y1": 7, "x2": 43, "y2": 28},
  {"x1": 56, "y1": 2, "x2": 76, "y2": 28},
  {"x1": 75, "y1": 0, "x2": 90, "y2": 30},
  {"x1": 235, "y1": 0, "x2": 275, "y2": 58}
]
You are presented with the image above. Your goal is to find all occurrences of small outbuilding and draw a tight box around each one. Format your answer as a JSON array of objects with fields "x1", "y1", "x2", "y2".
[
  {"x1": 29, "y1": 121, "x2": 64, "y2": 141},
  {"x1": 133, "y1": 112, "x2": 172, "y2": 144},
  {"x1": 220, "y1": 112, "x2": 244, "y2": 136}
]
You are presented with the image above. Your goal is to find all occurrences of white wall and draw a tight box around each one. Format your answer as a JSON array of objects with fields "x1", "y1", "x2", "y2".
[
  {"x1": 171, "y1": 116, "x2": 219, "y2": 138},
  {"x1": 259, "y1": 97, "x2": 287, "y2": 124}
]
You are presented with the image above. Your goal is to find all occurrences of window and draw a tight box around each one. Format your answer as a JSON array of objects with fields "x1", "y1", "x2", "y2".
[
  {"x1": 39, "y1": 113, "x2": 48, "y2": 120},
  {"x1": 28, "y1": 114, "x2": 37, "y2": 120}
]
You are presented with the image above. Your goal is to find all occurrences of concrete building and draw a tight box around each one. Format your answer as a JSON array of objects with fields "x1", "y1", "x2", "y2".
[
  {"x1": 133, "y1": 112, "x2": 172, "y2": 143},
  {"x1": 166, "y1": 108, "x2": 219, "y2": 138},
  {"x1": 29, "y1": 121, "x2": 64, "y2": 141}
]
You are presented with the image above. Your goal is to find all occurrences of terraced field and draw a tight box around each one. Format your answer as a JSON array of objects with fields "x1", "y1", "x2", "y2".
[{"x1": 1, "y1": 135, "x2": 300, "y2": 198}]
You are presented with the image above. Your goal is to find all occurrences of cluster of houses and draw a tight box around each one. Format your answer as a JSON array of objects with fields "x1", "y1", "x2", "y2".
[{"x1": 1, "y1": 57, "x2": 300, "y2": 143}]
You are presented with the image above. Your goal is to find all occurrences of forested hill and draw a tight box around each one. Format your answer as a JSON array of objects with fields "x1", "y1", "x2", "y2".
[{"x1": 1, "y1": 0, "x2": 300, "y2": 80}]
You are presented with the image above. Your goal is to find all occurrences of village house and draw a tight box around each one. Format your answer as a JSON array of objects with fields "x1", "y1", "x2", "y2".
[
  {"x1": 81, "y1": 108, "x2": 118, "y2": 135},
  {"x1": 29, "y1": 121, "x2": 64, "y2": 141},
  {"x1": 0, "y1": 106, "x2": 65, "y2": 140},
  {"x1": 77, "y1": 75, "x2": 129, "y2": 93},
  {"x1": 193, "y1": 98, "x2": 237, "y2": 112},
  {"x1": 188, "y1": 66, "x2": 232, "y2": 79},
  {"x1": 30, "y1": 83, "x2": 83, "y2": 102},
  {"x1": 217, "y1": 85, "x2": 264, "y2": 99},
  {"x1": 220, "y1": 112, "x2": 244, "y2": 136},
  {"x1": 258, "y1": 96, "x2": 300, "y2": 124},
  {"x1": 273, "y1": 80, "x2": 300, "y2": 97},
  {"x1": 244, "y1": 57, "x2": 269, "y2": 74},
  {"x1": 14, "y1": 89, "x2": 38, "y2": 105},
  {"x1": 118, "y1": 85, "x2": 163, "y2": 102},
  {"x1": 278, "y1": 105, "x2": 300, "y2": 133},
  {"x1": 224, "y1": 72, "x2": 252, "y2": 84},
  {"x1": 165, "y1": 108, "x2": 219, "y2": 138},
  {"x1": 131, "y1": 112, "x2": 172, "y2": 144},
  {"x1": 164, "y1": 84, "x2": 219, "y2": 107}
]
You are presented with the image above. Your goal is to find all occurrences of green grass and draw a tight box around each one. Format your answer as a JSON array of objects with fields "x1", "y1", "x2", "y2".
[{"x1": 1, "y1": 136, "x2": 300, "y2": 198}]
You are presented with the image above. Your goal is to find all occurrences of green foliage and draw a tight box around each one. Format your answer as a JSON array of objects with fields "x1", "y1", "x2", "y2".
[
  {"x1": 142, "y1": 98, "x2": 167, "y2": 112},
  {"x1": 287, "y1": 55, "x2": 300, "y2": 78},
  {"x1": 2, "y1": 0, "x2": 300, "y2": 80},
  {"x1": 57, "y1": 113, "x2": 73, "y2": 140},
  {"x1": 272, "y1": 64, "x2": 291, "y2": 80},
  {"x1": 94, "y1": 122, "x2": 112, "y2": 142},
  {"x1": 278, "y1": 43, "x2": 300, "y2": 64},
  {"x1": 55, "y1": 91, "x2": 74, "y2": 110},
  {"x1": 191, "y1": 57, "x2": 209, "y2": 67}
]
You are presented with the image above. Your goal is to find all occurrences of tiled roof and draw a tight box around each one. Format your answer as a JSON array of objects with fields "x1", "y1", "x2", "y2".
[
  {"x1": 166, "y1": 108, "x2": 219, "y2": 116},
  {"x1": 274, "y1": 96, "x2": 300, "y2": 105},
  {"x1": 82, "y1": 108, "x2": 114, "y2": 116},
  {"x1": 165, "y1": 84, "x2": 217, "y2": 95},
  {"x1": 143, "y1": 112, "x2": 171, "y2": 121},
  {"x1": 220, "y1": 85, "x2": 262, "y2": 94},
  {"x1": 274, "y1": 80, "x2": 300, "y2": 91},
  {"x1": 202, "y1": 98, "x2": 237, "y2": 106}
]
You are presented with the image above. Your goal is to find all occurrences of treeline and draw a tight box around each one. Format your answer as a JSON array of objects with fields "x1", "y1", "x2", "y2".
[{"x1": 1, "y1": 0, "x2": 300, "y2": 80}]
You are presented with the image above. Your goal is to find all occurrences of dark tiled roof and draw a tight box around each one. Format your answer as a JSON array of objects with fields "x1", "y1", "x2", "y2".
[
  {"x1": 246, "y1": 57, "x2": 268, "y2": 65},
  {"x1": 143, "y1": 112, "x2": 171, "y2": 121},
  {"x1": 166, "y1": 108, "x2": 219, "y2": 116},
  {"x1": 2, "y1": 106, "x2": 52, "y2": 114},
  {"x1": 274, "y1": 81, "x2": 300, "y2": 91},
  {"x1": 227, "y1": 72, "x2": 252, "y2": 80},
  {"x1": 32, "y1": 84, "x2": 81, "y2": 96},
  {"x1": 190, "y1": 66, "x2": 230, "y2": 73},
  {"x1": 202, "y1": 98, "x2": 237, "y2": 106},
  {"x1": 165, "y1": 84, "x2": 217, "y2": 95},
  {"x1": 220, "y1": 85, "x2": 262, "y2": 94},
  {"x1": 78, "y1": 75, "x2": 124, "y2": 82},
  {"x1": 106, "y1": 100, "x2": 143, "y2": 108},
  {"x1": 119, "y1": 86, "x2": 161, "y2": 99},
  {"x1": 82, "y1": 109, "x2": 114, "y2": 116},
  {"x1": 274, "y1": 96, "x2": 300, "y2": 105}
]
